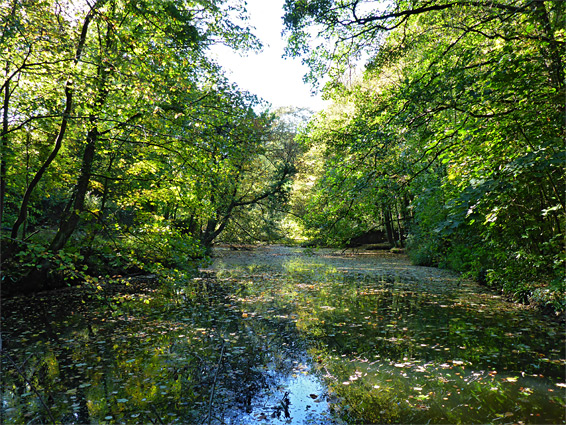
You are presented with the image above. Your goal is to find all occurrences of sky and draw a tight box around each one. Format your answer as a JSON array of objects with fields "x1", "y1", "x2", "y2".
[{"x1": 210, "y1": 0, "x2": 326, "y2": 111}]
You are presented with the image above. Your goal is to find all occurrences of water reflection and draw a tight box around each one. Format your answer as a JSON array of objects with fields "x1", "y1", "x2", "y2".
[
  {"x1": 212, "y1": 246, "x2": 565, "y2": 424},
  {"x1": 1, "y1": 246, "x2": 564, "y2": 424}
]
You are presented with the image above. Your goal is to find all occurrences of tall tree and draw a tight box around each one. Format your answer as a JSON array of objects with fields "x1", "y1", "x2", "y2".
[
  {"x1": 285, "y1": 0, "x2": 565, "y2": 300},
  {"x1": 1, "y1": 0, "x2": 268, "y2": 292}
]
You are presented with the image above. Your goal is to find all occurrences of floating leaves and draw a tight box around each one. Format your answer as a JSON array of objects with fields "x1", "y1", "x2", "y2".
[{"x1": 2, "y1": 246, "x2": 565, "y2": 424}]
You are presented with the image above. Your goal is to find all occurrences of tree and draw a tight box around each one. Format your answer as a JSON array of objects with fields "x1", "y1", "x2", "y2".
[
  {"x1": 140, "y1": 89, "x2": 298, "y2": 250},
  {"x1": 216, "y1": 107, "x2": 310, "y2": 245},
  {"x1": 284, "y1": 0, "x2": 565, "y2": 305},
  {"x1": 1, "y1": 0, "x2": 271, "y2": 293}
]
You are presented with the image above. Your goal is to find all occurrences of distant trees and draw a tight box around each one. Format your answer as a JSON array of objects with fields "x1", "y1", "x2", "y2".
[
  {"x1": 284, "y1": 0, "x2": 565, "y2": 308},
  {"x1": 215, "y1": 107, "x2": 310, "y2": 245}
]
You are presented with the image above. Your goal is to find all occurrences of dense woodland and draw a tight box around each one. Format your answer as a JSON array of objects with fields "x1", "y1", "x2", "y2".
[{"x1": 1, "y1": 0, "x2": 564, "y2": 312}]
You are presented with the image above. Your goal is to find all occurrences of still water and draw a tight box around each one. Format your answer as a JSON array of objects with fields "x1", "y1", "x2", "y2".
[{"x1": 2, "y1": 246, "x2": 564, "y2": 424}]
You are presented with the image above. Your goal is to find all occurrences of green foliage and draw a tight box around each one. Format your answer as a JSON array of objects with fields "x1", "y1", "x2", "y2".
[
  {"x1": 1, "y1": 240, "x2": 87, "y2": 293},
  {"x1": 284, "y1": 0, "x2": 565, "y2": 311},
  {"x1": 215, "y1": 107, "x2": 309, "y2": 245},
  {"x1": 0, "y1": 0, "x2": 299, "y2": 292},
  {"x1": 405, "y1": 235, "x2": 440, "y2": 268},
  {"x1": 122, "y1": 220, "x2": 206, "y2": 271}
]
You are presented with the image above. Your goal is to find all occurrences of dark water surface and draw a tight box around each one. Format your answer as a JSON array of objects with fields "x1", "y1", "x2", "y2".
[{"x1": 2, "y1": 246, "x2": 564, "y2": 424}]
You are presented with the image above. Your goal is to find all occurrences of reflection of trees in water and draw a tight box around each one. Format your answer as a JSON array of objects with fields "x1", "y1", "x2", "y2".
[
  {"x1": 1, "y1": 270, "x2": 314, "y2": 424},
  {"x1": 2, "y1": 248, "x2": 565, "y2": 424}
]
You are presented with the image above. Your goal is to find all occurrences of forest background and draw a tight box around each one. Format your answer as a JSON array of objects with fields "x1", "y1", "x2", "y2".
[{"x1": 0, "y1": 0, "x2": 564, "y2": 313}]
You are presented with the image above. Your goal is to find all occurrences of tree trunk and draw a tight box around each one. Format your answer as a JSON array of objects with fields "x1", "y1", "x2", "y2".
[
  {"x1": 383, "y1": 206, "x2": 395, "y2": 247},
  {"x1": 0, "y1": 62, "x2": 9, "y2": 228},
  {"x1": 202, "y1": 218, "x2": 218, "y2": 252},
  {"x1": 394, "y1": 201, "x2": 404, "y2": 246},
  {"x1": 533, "y1": 1, "x2": 565, "y2": 93},
  {"x1": 49, "y1": 130, "x2": 97, "y2": 251}
]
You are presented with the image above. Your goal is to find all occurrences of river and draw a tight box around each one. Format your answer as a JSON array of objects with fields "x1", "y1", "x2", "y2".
[{"x1": 2, "y1": 245, "x2": 564, "y2": 424}]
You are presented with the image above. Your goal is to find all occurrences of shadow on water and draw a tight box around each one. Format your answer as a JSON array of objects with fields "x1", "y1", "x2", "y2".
[{"x1": 1, "y1": 246, "x2": 565, "y2": 424}]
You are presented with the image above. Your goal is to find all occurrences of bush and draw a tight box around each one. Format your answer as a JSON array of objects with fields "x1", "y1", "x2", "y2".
[
  {"x1": 483, "y1": 251, "x2": 564, "y2": 313},
  {"x1": 405, "y1": 234, "x2": 441, "y2": 267},
  {"x1": 122, "y1": 222, "x2": 206, "y2": 272},
  {"x1": 529, "y1": 277, "x2": 565, "y2": 313}
]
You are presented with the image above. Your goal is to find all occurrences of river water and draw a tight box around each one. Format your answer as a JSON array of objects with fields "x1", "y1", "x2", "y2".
[{"x1": 2, "y1": 245, "x2": 564, "y2": 424}]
